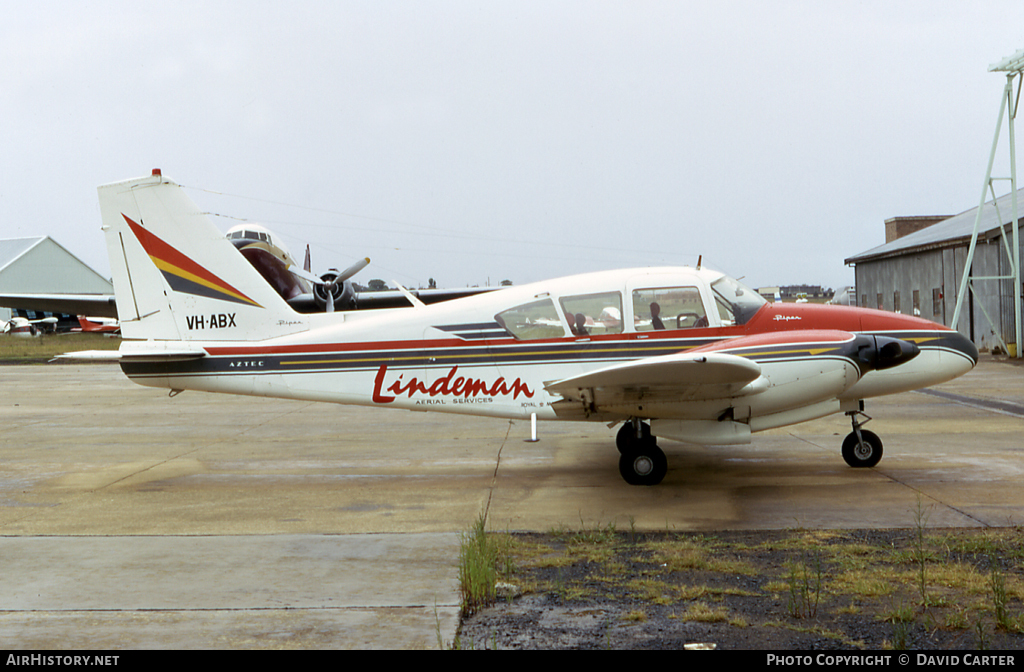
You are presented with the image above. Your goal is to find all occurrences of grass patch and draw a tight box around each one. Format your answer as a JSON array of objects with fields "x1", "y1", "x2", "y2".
[
  {"x1": 682, "y1": 601, "x2": 729, "y2": 623},
  {"x1": 0, "y1": 333, "x2": 120, "y2": 363},
  {"x1": 464, "y1": 524, "x2": 1024, "y2": 649},
  {"x1": 642, "y1": 536, "x2": 758, "y2": 576},
  {"x1": 459, "y1": 514, "x2": 498, "y2": 617}
]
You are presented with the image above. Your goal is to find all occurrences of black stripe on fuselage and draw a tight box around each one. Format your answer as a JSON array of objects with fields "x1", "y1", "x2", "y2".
[
  {"x1": 433, "y1": 322, "x2": 510, "y2": 340},
  {"x1": 119, "y1": 329, "x2": 955, "y2": 379},
  {"x1": 120, "y1": 336, "x2": 716, "y2": 378}
]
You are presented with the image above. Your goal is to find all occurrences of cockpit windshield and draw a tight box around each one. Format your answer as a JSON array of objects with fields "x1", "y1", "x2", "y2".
[{"x1": 711, "y1": 275, "x2": 766, "y2": 326}]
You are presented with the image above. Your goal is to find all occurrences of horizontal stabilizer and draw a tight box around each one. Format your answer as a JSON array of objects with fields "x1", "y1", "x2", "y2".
[{"x1": 54, "y1": 346, "x2": 206, "y2": 363}]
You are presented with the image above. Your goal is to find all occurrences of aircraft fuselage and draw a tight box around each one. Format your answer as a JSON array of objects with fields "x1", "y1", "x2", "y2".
[{"x1": 116, "y1": 267, "x2": 977, "y2": 444}]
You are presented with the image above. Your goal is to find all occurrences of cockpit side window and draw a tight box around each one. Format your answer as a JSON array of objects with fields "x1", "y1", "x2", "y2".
[
  {"x1": 559, "y1": 292, "x2": 623, "y2": 336},
  {"x1": 631, "y1": 287, "x2": 707, "y2": 331},
  {"x1": 495, "y1": 299, "x2": 565, "y2": 340},
  {"x1": 711, "y1": 275, "x2": 767, "y2": 326}
]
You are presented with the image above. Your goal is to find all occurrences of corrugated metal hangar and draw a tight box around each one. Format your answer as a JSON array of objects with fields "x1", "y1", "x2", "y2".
[
  {"x1": 849, "y1": 49, "x2": 1024, "y2": 356},
  {"x1": 0, "y1": 237, "x2": 113, "y2": 322},
  {"x1": 846, "y1": 187, "x2": 1024, "y2": 353}
]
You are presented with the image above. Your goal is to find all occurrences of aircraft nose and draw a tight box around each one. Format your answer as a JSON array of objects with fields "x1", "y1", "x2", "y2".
[{"x1": 946, "y1": 330, "x2": 979, "y2": 368}]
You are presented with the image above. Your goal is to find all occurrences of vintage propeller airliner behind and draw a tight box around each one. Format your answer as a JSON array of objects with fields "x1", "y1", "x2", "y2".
[{"x1": 63, "y1": 171, "x2": 979, "y2": 485}]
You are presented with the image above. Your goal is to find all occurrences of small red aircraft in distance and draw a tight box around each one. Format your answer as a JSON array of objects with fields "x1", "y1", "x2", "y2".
[
  {"x1": 62, "y1": 170, "x2": 978, "y2": 485},
  {"x1": 73, "y1": 316, "x2": 120, "y2": 335}
]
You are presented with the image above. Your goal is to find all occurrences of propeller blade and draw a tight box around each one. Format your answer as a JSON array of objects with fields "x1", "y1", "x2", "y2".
[
  {"x1": 287, "y1": 255, "x2": 368, "y2": 314},
  {"x1": 304, "y1": 245, "x2": 311, "y2": 273},
  {"x1": 289, "y1": 257, "x2": 369, "y2": 286},
  {"x1": 337, "y1": 257, "x2": 370, "y2": 282}
]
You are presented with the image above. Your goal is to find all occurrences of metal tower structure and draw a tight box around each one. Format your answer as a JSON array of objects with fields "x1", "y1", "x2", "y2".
[{"x1": 952, "y1": 49, "x2": 1023, "y2": 357}]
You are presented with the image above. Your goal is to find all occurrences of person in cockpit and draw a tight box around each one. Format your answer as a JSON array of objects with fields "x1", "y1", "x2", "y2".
[
  {"x1": 574, "y1": 313, "x2": 589, "y2": 336},
  {"x1": 650, "y1": 302, "x2": 665, "y2": 330}
]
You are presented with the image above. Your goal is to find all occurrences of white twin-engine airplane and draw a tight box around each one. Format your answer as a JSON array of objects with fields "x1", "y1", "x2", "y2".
[
  {"x1": 3, "y1": 316, "x2": 58, "y2": 337},
  {"x1": 64, "y1": 170, "x2": 979, "y2": 485}
]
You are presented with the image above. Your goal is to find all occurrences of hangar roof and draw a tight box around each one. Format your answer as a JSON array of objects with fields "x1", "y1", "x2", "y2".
[
  {"x1": 0, "y1": 238, "x2": 41, "y2": 270},
  {"x1": 0, "y1": 236, "x2": 112, "y2": 294},
  {"x1": 845, "y1": 187, "x2": 1024, "y2": 265}
]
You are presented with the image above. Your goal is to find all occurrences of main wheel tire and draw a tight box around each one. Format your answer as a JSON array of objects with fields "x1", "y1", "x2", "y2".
[
  {"x1": 615, "y1": 421, "x2": 652, "y2": 454},
  {"x1": 618, "y1": 445, "x2": 668, "y2": 486},
  {"x1": 842, "y1": 429, "x2": 883, "y2": 468}
]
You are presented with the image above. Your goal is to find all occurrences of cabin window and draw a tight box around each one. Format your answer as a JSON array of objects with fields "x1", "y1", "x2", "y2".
[
  {"x1": 495, "y1": 299, "x2": 565, "y2": 340},
  {"x1": 711, "y1": 276, "x2": 766, "y2": 326},
  {"x1": 559, "y1": 292, "x2": 623, "y2": 336},
  {"x1": 631, "y1": 287, "x2": 707, "y2": 331}
]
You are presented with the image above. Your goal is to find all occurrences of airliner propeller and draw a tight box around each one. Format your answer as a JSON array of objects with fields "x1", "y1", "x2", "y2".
[{"x1": 292, "y1": 257, "x2": 370, "y2": 312}]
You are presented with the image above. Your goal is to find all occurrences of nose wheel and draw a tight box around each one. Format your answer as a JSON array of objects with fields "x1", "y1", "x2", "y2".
[
  {"x1": 616, "y1": 420, "x2": 667, "y2": 485},
  {"x1": 842, "y1": 410, "x2": 883, "y2": 468}
]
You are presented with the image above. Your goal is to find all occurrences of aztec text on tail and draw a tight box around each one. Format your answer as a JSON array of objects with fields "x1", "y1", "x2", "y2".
[{"x1": 61, "y1": 170, "x2": 979, "y2": 485}]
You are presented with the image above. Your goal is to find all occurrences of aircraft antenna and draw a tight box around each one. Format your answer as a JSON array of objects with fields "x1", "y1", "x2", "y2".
[{"x1": 952, "y1": 49, "x2": 1023, "y2": 358}]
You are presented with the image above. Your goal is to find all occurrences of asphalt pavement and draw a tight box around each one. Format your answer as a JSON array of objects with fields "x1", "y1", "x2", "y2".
[{"x1": 1, "y1": 359, "x2": 1022, "y2": 648}]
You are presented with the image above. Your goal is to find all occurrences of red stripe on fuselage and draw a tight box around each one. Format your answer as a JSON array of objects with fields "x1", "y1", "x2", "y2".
[{"x1": 202, "y1": 330, "x2": 725, "y2": 358}]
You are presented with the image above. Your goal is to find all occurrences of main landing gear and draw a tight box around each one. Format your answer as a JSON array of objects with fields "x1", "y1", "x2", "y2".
[
  {"x1": 842, "y1": 409, "x2": 883, "y2": 468},
  {"x1": 614, "y1": 410, "x2": 883, "y2": 485},
  {"x1": 616, "y1": 420, "x2": 667, "y2": 486}
]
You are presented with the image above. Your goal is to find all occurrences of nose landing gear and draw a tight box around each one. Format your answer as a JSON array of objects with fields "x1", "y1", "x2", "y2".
[{"x1": 842, "y1": 410, "x2": 883, "y2": 468}]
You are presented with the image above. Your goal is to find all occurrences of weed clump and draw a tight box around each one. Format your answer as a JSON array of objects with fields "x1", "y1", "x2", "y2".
[{"x1": 459, "y1": 514, "x2": 497, "y2": 617}]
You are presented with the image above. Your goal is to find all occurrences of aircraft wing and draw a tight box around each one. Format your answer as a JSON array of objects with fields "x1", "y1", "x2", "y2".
[
  {"x1": 353, "y1": 287, "x2": 498, "y2": 309},
  {"x1": 545, "y1": 351, "x2": 765, "y2": 404},
  {"x1": 287, "y1": 286, "x2": 499, "y2": 312},
  {"x1": 0, "y1": 293, "x2": 118, "y2": 318}
]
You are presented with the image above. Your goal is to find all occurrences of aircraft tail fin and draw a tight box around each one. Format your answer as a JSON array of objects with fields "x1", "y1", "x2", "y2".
[{"x1": 98, "y1": 170, "x2": 307, "y2": 341}]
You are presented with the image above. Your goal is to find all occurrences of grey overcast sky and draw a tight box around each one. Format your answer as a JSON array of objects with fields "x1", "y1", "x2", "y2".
[{"x1": 2, "y1": 1, "x2": 1023, "y2": 292}]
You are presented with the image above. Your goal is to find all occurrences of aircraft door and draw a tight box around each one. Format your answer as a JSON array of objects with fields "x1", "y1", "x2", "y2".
[
  {"x1": 489, "y1": 297, "x2": 569, "y2": 418},
  {"x1": 416, "y1": 319, "x2": 524, "y2": 416}
]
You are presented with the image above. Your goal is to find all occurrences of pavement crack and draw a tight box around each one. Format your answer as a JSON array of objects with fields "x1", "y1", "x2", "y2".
[
  {"x1": 483, "y1": 420, "x2": 514, "y2": 525},
  {"x1": 874, "y1": 470, "x2": 992, "y2": 528},
  {"x1": 789, "y1": 431, "x2": 993, "y2": 527}
]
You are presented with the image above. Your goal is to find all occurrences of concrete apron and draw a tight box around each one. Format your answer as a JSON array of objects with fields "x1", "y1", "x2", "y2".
[{"x1": 0, "y1": 533, "x2": 460, "y2": 649}]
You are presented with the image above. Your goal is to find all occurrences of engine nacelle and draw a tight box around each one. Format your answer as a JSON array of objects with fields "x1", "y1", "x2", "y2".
[{"x1": 312, "y1": 270, "x2": 357, "y2": 311}]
